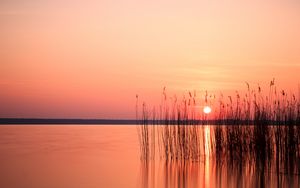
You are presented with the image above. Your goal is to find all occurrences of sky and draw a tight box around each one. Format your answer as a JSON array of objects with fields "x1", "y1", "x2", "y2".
[{"x1": 0, "y1": 0, "x2": 300, "y2": 119}]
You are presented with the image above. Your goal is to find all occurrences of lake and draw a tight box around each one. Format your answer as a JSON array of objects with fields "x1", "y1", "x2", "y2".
[{"x1": 0, "y1": 125, "x2": 299, "y2": 188}]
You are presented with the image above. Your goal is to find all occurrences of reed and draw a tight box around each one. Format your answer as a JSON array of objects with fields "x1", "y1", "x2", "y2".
[{"x1": 136, "y1": 80, "x2": 300, "y2": 174}]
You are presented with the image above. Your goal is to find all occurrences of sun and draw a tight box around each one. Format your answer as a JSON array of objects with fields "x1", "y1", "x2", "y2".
[{"x1": 203, "y1": 106, "x2": 212, "y2": 114}]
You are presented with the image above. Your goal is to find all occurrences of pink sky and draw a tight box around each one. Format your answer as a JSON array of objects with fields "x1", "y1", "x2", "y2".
[{"x1": 1, "y1": 0, "x2": 300, "y2": 118}]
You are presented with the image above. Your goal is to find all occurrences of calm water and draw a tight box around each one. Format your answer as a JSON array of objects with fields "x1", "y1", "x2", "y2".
[{"x1": 0, "y1": 125, "x2": 299, "y2": 188}]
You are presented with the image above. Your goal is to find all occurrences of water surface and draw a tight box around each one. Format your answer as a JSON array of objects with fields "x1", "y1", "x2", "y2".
[{"x1": 0, "y1": 125, "x2": 299, "y2": 188}]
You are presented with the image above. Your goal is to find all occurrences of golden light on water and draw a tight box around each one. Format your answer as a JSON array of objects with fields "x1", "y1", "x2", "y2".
[
  {"x1": 203, "y1": 106, "x2": 212, "y2": 114},
  {"x1": 204, "y1": 125, "x2": 211, "y2": 188}
]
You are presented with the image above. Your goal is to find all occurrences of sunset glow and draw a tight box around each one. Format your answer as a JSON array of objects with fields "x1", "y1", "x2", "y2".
[
  {"x1": 1, "y1": 1, "x2": 300, "y2": 188},
  {"x1": 1, "y1": 1, "x2": 300, "y2": 119},
  {"x1": 203, "y1": 106, "x2": 212, "y2": 114}
]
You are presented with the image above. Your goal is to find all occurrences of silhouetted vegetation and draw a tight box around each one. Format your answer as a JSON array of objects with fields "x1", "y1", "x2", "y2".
[{"x1": 136, "y1": 79, "x2": 300, "y2": 176}]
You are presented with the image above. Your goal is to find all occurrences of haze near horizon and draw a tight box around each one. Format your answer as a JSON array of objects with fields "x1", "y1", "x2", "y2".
[{"x1": 1, "y1": 0, "x2": 300, "y2": 118}]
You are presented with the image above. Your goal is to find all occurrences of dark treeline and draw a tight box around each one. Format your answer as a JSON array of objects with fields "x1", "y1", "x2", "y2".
[
  {"x1": 1, "y1": 118, "x2": 299, "y2": 125},
  {"x1": 0, "y1": 118, "x2": 137, "y2": 125},
  {"x1": 135, "y1": 119, "x2": 300, "y2": 126}
]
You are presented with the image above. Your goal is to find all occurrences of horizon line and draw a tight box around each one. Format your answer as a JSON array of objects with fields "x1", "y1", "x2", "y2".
[{"x1": 0, "y1": 118, "x2": 299, "y2": 125}]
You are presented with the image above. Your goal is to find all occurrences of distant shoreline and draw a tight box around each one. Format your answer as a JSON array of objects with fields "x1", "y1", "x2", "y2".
[
  {"x1": 0, "y1": 118, "x2": 299, "y2": 125},
  {"x1": 0, "y1": 118, "x2": 137, "y2": 125}
]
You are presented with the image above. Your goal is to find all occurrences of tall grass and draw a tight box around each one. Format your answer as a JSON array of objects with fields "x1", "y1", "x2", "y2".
[{"x1": 136, "y1": 80, "x2": 300, "y2": 175}]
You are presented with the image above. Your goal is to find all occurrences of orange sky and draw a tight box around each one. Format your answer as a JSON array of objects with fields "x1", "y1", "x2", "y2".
[{"x1": 1, "y1": 1, "x2": 300, "y2": 118}]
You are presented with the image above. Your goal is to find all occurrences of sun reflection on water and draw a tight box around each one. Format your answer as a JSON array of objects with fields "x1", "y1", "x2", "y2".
[
  {"x1": 204, "y1": 125, "x2": 211, "y2": 188},
  {"x1": 139, "y1": 125, "x2": 300, "y2": 188}
]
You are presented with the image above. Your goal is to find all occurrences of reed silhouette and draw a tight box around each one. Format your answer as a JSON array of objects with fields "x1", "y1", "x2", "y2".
[{"x1": 136, "y1": 79, "x2": 300, "y2": 179}]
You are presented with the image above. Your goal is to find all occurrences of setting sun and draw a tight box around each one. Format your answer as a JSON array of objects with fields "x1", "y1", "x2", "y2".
[
  {"x1": 1, "y1": 1, "x2": 300, "y2": 187},
  {"x1": 203, "y1": 106, "x2": 212, "y2": 114}
]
